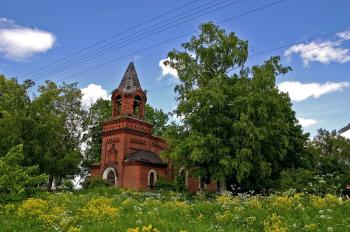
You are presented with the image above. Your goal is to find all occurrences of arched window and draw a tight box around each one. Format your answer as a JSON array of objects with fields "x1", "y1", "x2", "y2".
[
  {"x1": 133, "y1": 96, "x2": 141, "y2": 115},
  {"x1": 116, "y1": 95, "x2": 122, "y2": 115},
  {"x1": 103, "y1": 167, "x2": 117, "y2": 187},
  {"x1": 148, "y1": 169, "x2": 157, "y2": 189}
]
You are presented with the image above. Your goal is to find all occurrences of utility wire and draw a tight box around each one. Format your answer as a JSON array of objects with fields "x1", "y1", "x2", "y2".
[
  {"x1": 24, "y1": 0, "x2": 238, "y2": 79},
  {"x1": 49, "y1": 0, "x2": 288, "y2": 83},
  {"x1": 21, "y1": 0, "x2": 201, "y2": 78},
  {"x1": 146, "y1": 41, "x2": 350, "y2": 93},
  {"x1": 31, "y1": 0, "x2": 230, "y2": 77},
  {"x1": 29, "y1": 0, "x2": 245, "y2": 80}
]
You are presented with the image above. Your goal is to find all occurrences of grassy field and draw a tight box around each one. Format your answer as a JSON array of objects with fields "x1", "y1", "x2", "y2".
[{"x1": 1, "y1": 187, "x2": 350, "y2": 232}]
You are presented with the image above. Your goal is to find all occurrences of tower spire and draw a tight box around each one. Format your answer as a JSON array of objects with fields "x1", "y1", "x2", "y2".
[
  {"x1": 112, "y1": 62, "x2": 146, "y2": 118},
  {"x1": 118, "y1": 62, "x2": 141, "y2": 93}
]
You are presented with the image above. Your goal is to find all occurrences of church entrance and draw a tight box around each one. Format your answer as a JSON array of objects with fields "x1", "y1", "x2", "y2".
[{"x1": 103, "y1": 167, "x2": 117, "y2": 187}]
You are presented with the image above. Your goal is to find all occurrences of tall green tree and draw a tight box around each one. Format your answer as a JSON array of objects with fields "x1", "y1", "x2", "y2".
[
  {"x1": 0, "y1": 75, "x2": 33, "y2": 156},
  {"x1": 311, "y1": 128, "x2": 350, "y2": 174},
  {"x1": 26, "y1": 81, "x2": 84, "y2": 190},
  {"x1": 145, "y1": 104, "x2": 169, "y2": 136},
  {"x1": 83, "y1": 98, "x2": 112, "y2": 168},
  {"x1": 163, "y1": 22, "x2": 308, "y2": 191},
  {"x1": 279, "y1": 129, "x2": 350, "y2": 194}
]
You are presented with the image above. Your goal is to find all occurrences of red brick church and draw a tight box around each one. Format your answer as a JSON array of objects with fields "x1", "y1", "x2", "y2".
[{"x1": 91, "y1": 62, "x2": 216, "y2": 192}]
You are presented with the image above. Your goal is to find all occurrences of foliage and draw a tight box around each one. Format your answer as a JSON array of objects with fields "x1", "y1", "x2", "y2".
[
  {"x1": 163, "y1": 22, "x2": 308, "y2": 192},
  {"x1": 78, "y1": 197, "x2": 119, "y2": 221},
  {"x1": 0, "y1": 76, "x2": 33, "y2": 156},
  {"x1": 144, "y1": 104, "x2": 169, "y2": 136},
  {"x1": 279, "y1": 169, "x2": 344, "y2": 195},
  {"x1": 1, "y1": 189, "x2": 350, "y2": 231},
  {"x1": 310, "y1": 128, "x2": 350, "y2": 175},
  {"x1": 26, "y1": 81, "x2": 85, "y2": 190},
  {"x1": 0, "y1": 145, "x2": 47, "y2": 202},
  {"x1": 81, "y1": 176, "x2": 111, "y2": 189},
  {"x1": 279, "y1": 129, "x2": 350, "y2": 195},
  {"x1": 0, "y1": 76, "x2": 85, "y2": 190},
  {"x1": 153, "y1": 176, "x2": 186, "y2": 192},
  {"x1": 83, "y1": 99, "x2": 112, "y2": 168}
]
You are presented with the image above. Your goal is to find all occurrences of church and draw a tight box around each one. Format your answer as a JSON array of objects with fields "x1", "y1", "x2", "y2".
[{"x1": 90, "y1": 62, "x2": 217, "y2": 192}]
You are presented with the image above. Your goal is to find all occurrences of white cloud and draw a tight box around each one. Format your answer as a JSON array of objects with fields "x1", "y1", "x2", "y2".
[
  {"x1": 337, "y1": 29, "x2": 350, "y2": 40},
  {"x1": 81, "y1": 84, "x2": 110, "y2": 107},
  {"x1": 297, "y1": 117, "x2": 318, "y2": 128},
  {"x1": 284, "y1": 28, "x2": 350, "y2": 66},
  {"x1": 278, "y1": 81, "x2": 350, "y2": 102},
  {"x1": 284, "y1": 40, "x2": 350, "y2": 66},
  {"x1": 159, "y1": 58, "x2": 178, "y2": 78},
  {"x1": 0, "y1": 17, "x2": 55, "y2": 61}
]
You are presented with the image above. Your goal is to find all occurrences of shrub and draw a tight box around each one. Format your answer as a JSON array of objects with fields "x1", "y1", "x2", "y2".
[
  {"x1": 81, "y1": 176, "x2": 111, "y2": 189},
  {"x1": 0, "y1": 145, "x2": 47, "y2": 202},
  {"x1": 279, "y1": 168, "x2": 344, "y2": 195}
]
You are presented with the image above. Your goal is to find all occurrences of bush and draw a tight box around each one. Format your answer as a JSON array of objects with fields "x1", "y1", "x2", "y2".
[
  {"x1": 0, "y1": 145, "x2": 47, "y2": 202},
  {"x1": 279, "y1": 168, "x2": 345, "y2": 195},
  {"x1": 81, "y1": 176, "x2": 111, "y2": 189},
  {"x1": 153, "y1": 176, "x2": 186, "y2": 192}
]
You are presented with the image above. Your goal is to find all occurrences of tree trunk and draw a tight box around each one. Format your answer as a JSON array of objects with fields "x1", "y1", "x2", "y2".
[
  {"x1": 47, "y1": 175, "x2": 53, "y2": 191},
  {"x1": 217, "y1": 179, "x2": 226, "y2": 194}
]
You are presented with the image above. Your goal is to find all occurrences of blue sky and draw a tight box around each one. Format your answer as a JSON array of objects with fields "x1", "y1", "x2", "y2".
[{"x1": 0, "y1": 0, "x2": 349, "y2": 138}]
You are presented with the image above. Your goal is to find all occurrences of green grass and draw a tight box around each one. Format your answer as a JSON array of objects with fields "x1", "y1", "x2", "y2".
[{"x1": 1, "y1": 187, "x2": 350, "y2": 232}]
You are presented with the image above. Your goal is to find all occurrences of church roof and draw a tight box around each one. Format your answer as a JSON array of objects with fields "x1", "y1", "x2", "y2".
[
  {"x1": 118, "y1": 62, "x2": 142, "y2": 93},
  {"x1": 125, "y1": 150, "x2": 167, "y2": 165}
]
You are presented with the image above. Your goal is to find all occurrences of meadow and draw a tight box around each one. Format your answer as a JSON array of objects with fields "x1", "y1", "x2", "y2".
[{"x1": 1, "y1": 187, "x2": 350, "y2": 232}]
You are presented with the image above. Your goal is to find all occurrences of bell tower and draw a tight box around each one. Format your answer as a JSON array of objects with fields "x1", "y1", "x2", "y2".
[
  {"x1": 111, "y1": 62, "x2": 147, "y2": 119},
  {"x1": 90, "y1": 62, "x2": 169, "y2": 191}
]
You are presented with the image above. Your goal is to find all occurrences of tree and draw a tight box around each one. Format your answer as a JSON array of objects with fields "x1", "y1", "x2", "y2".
[
  {"x1": 83, "y1": 98, "x2": 112, "y2": 168},
  {"x1": 279, "y1": 129, "x2": 350, "y2": 194},
  {"x1": 0, "y1": 75, "x2": 33, "y2": 156},
  {"x1": 0, "y1": 145, "x2": 47, "y2": 202},
  {"x1": 145, "y1": 104, "x2": 169, "y2": 136},
  {"x1": 25, "y1": 81, "x2": 84, "y2": 190},
  {"x1": 310, "y1": 129, "x2": 350, "y2": 175},
  {"x1": 163, "y1": 22, "x2": 308, "y2": 192}
]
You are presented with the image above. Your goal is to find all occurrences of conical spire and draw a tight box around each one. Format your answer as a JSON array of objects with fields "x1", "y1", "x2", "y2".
[{"x1": 118, "y1": 62, "x2": 141, "y2": 93}]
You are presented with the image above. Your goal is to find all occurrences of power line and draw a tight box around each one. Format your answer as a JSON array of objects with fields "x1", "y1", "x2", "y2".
[
  {"x1": 29, "y1": 0, "x2": 245, "y2": 80},
  {"x1": 51, "y1": 0, "x2": 288, "y2": 83},
  {"x1": 21, "y1": 0, "x2": 201, "y2": 78},
  {"x1": 251, "y1": 31, "x2": 345, "y2": 57},
  {"x1": 147, "y1": 42, "x2": 350, "y2": 93}
]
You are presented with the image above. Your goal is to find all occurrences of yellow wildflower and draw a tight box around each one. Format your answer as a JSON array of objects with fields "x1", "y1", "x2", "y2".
[
  {"x1": 246, "y1": 196, "x2": 262, "y2": 209},
  {"x1": 216, "y1": 194, "x2": 238, "y2": 205},
  {"x1": 17, "y1": 198, "x2": 48, "y2": 217},
  {"x1": 263, "y1": 213, "x2": 287, "y2": 232},
  {"x1": 79, "y1": 197, "x2": 119, "y2": 220},
  {"x1": 216, "y1": 210, "x2": 232, "y2": 223},
  {"x1": 67, "y1": 226, "x2": 81, "y2": 232},
  {"x1": 304, "y1": 223, "x2": 317, "y2": 231},
  {"x1": 39, "y1": 206, "x2": 65, "y2": 225},
  {"x1": 127, "y1": 225, "x2": 160, "y2": 232},
  {"x1": 127, "y1": 227, "x2": 140, "y2": 232},
  {"x1": 271, "y1": 195, "x2": 293, "y2": 208}
]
